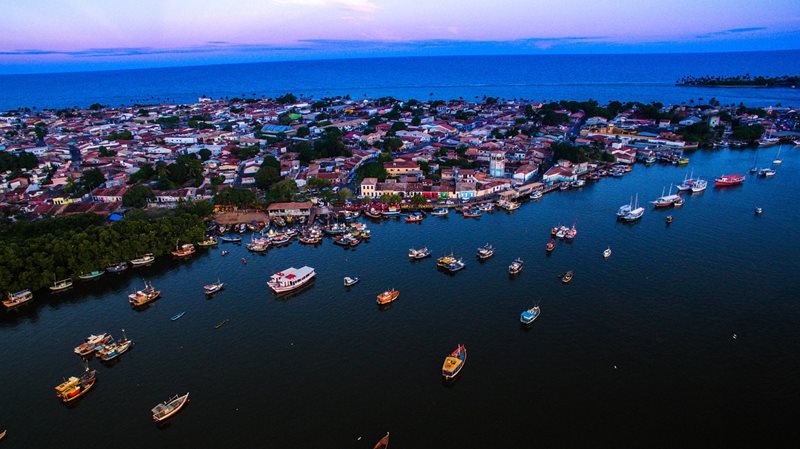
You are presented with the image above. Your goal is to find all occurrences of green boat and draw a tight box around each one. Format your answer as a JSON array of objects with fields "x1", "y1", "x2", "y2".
[{"x1": 78, "y1": 271, "x2": 104, "y2": 280}]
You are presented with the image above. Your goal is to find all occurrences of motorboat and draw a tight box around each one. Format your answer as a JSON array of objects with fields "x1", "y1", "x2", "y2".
[
  {"x1": 520, "y1": 306, "x2": 540, "y2": 325},
  {"x1": 508, "y1": 258, "x2": 523, "y2": 275},
  {"x1": 442, "y1": 344, "x2": 467, "y2": 380},
  {"x1": 267, "y1": 266, "x2": 316, "y2": 293},
  {"x1": 343, "y1": 276, "x2": 360, "y2": 287}
]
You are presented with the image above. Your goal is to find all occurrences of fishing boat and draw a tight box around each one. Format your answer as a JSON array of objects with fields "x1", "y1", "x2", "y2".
[
  {"x1": 545, "y1": 239, "x2": 555, "y2": 253},
  {"x1": 476, "y1": 244, "x2": 495, "y2": 260},
  {"x1": 50, "y1": 277, "x2": 73, "y2": 292},
  {"x1": 170, "y1": 311, "x2": 186, "y2": 321},
  {"x1": 673, "y1": 197, "x2": 684, "y2": 207},
  {"x1": 520, "y1": 306, "x2": 541, "y2": 325},
  {"x1": 78, "y1": 270, "x2": 104, "y2": 280},
  {"x1": 408, "y1": 247, "x2": 431, "y2": 259},
  {"x1": 497, "y1": 200, "x2": 520, "y2": 211},
  {"x1": 555, "y1": 227, "x2": 567, "y2": 239},
  {"x1": 462, "y1": 207, "x2": 481, "y2": 218},
  {"x1": 203, "y1": 279, "x2": 224, "y2": 295},
  {"x1": 343, "y1": 276, "x2": 360, "y2": 287},
  {"x1": 364, "y1": 208, "x2": 383, "y2": 219},
  {"x1": 691, "y1": 178, "x2": 707, "y2": 193},
  {"x1": 376, "y1": 288, "x2": 399, "y2": 305},
  {"x1": 759, "y1": 167, "x2": 776, "y2": 177},
  {"x1": 171, "y1": 243, "x2": 196, "y2": 257},
  {"x1": 247, "y1": 236, "x2": 270, "y2": 252},
  {"x1": 405, "y1": 212, "x2": 424, "y2": 223},
  {"x1": 267, "y1": 266, "x2": 316, "y2": 293},
  {"x1": 221, "y1": 235, "x2": 242, "y2": 243},
  {"x1": 55, "y1": 369, "x2": 96, "y2": 403},
  {"x1": 650, "y1": 185, "x2": 681, "y2": 208},
  {"x1": 130, "y1": 253, "x2": 155, "y2": 266},
  {"x1": 128, "y1": 281, "x2": 161, "y2": 307},
  {"x1": 623, "y1": 194, "x2": 644, "y2": 222},
  {"x1": 214, "y1": 319, "x2": 229, "y2": 329},
  {"x1": 531, "y1": 190, "x2": 543, "y2": 200},
  {"x1": 508, "y1": 258, "x2": 523, "y2": 275},
  {"x1": 382, "y1": 206, "x2": 401, "y2": 217},
  {"x1": 437, "y1": 253, "x2": 465, "y2": 272},
  {"x1": 196, "y1": 236, "x2": 218, "y2": 247},
  {"x1": 74, "y1": 333, "x2": 112, "y2": 356},
  {"x1": 666, "y1": 215, "x2": 673, "y2": 224},
  {"x1": 430, "y1": 207, "x2": 449, "y2": 216},
  {"x1": 442, "y1": 344, "x2": 467, "y2": 380},
  {"x1": 97, "y1": 330, "x2": 133, "y2": 362},
  {"x1": 478, "y1": 202, "x2": 494, "y2": 212},
  {"x1": 561, "y1": 271, "x2": 574, "y2": 284},
  {"x1": 3, "y1": 290, "x2": 33, "y2": 309},
  {"x1": 151, "y1": 393, "x2": 190, "y2": 423},
  {"x1": 272, "y1": 217, "x2": 285, "y2": 228},
  {"x1": 603, "y1": 247, "x2": 611, "y2": 258},
  {"x1": 270, "y1": 233, "x2": 292, "y2": 246},
  {"x1": 714, "y1": 174, "x2": 745, "y2": 187},
  {"x1": 564, "y1": 224, "x2": 577, "y2": 240},
  {"x1": 106, "y1": 261, "x2": 128, "y2": 273}
]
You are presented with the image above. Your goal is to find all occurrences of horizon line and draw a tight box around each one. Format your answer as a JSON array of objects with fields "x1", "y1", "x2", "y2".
[{"x1": 3, "y1": 48, "x2": 800, "y2": 77}]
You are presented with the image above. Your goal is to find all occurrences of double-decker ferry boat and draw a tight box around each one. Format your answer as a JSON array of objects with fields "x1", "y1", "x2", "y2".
[{"x1": 267, "y1": 266, "x2": 316, "y2": 293}]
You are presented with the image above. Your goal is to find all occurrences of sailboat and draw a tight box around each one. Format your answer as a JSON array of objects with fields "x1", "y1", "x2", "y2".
[
  {"x1": 773, "y1": 147, "x2": 783, "y2": 165},
  {"x1": 749, "y1": 150, "x2": 759, "y2": 174},
  {"x1": 676, "y1": 170, "x2": 696, "y2": 191},
  {"x1": 623, "y1": 194, "x2": 644, "y2": 222},
  {"x1": 651, "y1": 185, "x2": 681, "y2": 208}
]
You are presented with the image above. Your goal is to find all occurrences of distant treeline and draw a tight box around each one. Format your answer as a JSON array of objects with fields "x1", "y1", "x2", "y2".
[
  {"x1": 677, "y1": 75, "x2": 800, "y2": 87},
  {"x1": 0, "y1": 207, "x2": 207, "y2": 294}
]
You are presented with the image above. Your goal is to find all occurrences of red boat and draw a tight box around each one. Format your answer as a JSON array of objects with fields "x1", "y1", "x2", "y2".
[
  {"x1": 545, "y1": 239, "x2": 555, "y2": 253},
  {"x1": 715, "y1": 174, "x2": 745, "y2": 187}
]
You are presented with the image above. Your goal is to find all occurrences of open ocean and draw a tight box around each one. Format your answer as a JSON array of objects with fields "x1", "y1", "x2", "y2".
[
  {"x1": 2, "y1": 50, "x2": 800, "y2": 110},
  {"x1": 1, "y1": 145, "x2": 799, "y2": 448}
]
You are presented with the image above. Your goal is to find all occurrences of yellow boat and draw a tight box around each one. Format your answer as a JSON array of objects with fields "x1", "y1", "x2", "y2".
[
  {"x1": 196, "y1": 236, "x2": 218, "y2": 247},
  {"x1": 55, "y1": 369, "x2": 96, "y2": 403},
  {"x1": 0, "y1": 429, "x2": 6, "y2": 440},
  {"x1": 442, "y1": 344, "x2": 467, "y2": 380}
]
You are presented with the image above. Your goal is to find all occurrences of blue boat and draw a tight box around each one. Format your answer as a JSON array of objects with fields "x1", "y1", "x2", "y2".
[
  {"x1": 520, "y1": 306, "x2": 541, "y2": 325},
  {"x1": 170, "y1": 311, "x2": 186, "y2": 321}
]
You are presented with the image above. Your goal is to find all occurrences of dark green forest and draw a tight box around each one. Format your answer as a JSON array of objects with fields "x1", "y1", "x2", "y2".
[{"x1": 0, "y1": 208, "x2": 207, "y2": 294}]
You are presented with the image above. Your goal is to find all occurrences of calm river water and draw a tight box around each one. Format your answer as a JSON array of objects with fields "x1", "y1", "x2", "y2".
[{"x1": 1, "y1": 145, "x2": 799, "y2": 448}]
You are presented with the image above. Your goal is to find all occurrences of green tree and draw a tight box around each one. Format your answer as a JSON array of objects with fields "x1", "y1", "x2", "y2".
[
  {"x1": 81, "y1": 168, "x2": 105, "y2": 191},
  {"x1": 276, "y1": 93, "x2": 298, "y2": 104},
  {"x1": 356, "y1": 162, "x2": 388, "y2": 183},
  {"x1": 269, "y1": 179, "x2": 298, "y2": 202},
  {"x1": 122, "y1": 185, "x2": 155, "y2": 208},
  {"x1": 337, "y1": 187, "x2": 354, "y2": 201},
  {"x1": 296, "y1": 126, "x2": 310, "y2": 138},
  {"x1": 411, "y1": 194, "x2": 428, "y2": 206},
  {"x1": 306, "y1": 177, "x2": 332, "y2": 190},
  {"x1": 198, "y1": 148, "x2": 212, "y2": 161},
  {"x1": 108, "y1": 130, "x2": 133, "y2": 140}
]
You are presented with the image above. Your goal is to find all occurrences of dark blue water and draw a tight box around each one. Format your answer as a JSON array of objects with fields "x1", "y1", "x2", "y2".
[
  {"x1": 2, "y1": 51, "x2": 800, "y2": 110},
  {"x1": 1, "y1": 145, "x2": 799, "y2": 448}
]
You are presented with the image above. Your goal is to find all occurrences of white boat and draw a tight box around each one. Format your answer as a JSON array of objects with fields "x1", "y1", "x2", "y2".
[
  {"x1": 408, "y1": 247, "x2": 431, "y2": 259},
  {"x1": 650, "y1": 185, "x2": 681, "y2": 208},
  {"x1": 430, "y1": 208, "x2": 449, "y2": 216},
  {"x1": 267, "y1": 266, "x2": 316, "y2": 293},
  {"x1": 343, "y1": 276, "x2": 360, "y2": 287},
  {"x1": 477, "y1": 244, "x2": 494, "y2": 260},
  {"x1": 616, "y1": 196, "x2": 633, "y2": 219},
  {"x1": 508, "y1": 258, "x2": 523, "y2": 275},
  {"x1": 130, "y1": 253, "x2": 155, "y2": 266},
  {"x1": 623, "y1": 194, "x2": 644, "y2": 222},
  {"x1": 603, "y1": 247, "x2": 611, "y2": 258},
  {"x1": 758, "y1": 168, "x2": 776, "y2": 177},
  {"x1": 530, "y1": 190, "x2": 543, "y2": 200},
  {"x1": 3, "y1": 290, "x2": 33, "y2": 309},
  {"x1": 772, "y1": 147, "x2": 783, "y2": 165},
  {"x1": 203, "y1": 279, "x2": 224, "y2": 295},
  {"x1": 50, "y1": 277, "x2": 73, "y2": 292},
  {"x1": 152, "y1": 393, "x2": 190, "y2": 423},
  {"x1": 676, "y1": 170, "x2": 696, "y2": 191},
  {"x1": 691, "y1": 178, "x2": 707, "y2": 193}
]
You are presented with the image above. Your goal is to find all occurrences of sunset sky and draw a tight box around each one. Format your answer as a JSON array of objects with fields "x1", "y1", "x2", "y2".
[{"x1": 2, "y1": 0, "x2": 799, "y2": 74}]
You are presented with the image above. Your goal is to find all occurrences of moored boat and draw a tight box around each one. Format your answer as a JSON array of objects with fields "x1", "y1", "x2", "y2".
[
  {"x1": 55, "y1": 369, "x2": 96, "y2": 403},
  {"x1": 106, "y1": 261, "x2": 128, "y2": 273},
  {"x1": 405, "y1": 212, "x2": 424, "y2": 223},
  {"x1": 622, "y1": 194, "x2": 644, "y2": 222},
  {"x1": 78, "y1": 270, "x2": 104, "y2": 280},
  {"x1": 442, "y1": 344, "x2": 467, "y2": 380},
  {"x1": 3, "y1": 290, "x2": 33, "y2": 309},
  {"x1": 545, "y1": 239, "x2": 555, "y2": 253},
  {"x1": 477, "y1": 243, "x2": 494, "y2": 260},
  {"x1": 462, "y1": 207, "x2": 481, "y2": 218},
  {"x1": 267, "y1": 266, "x2": 316, "y2": 293},
  {"x1": 758, "y1": 167, "x2": 776, "y2": 177},
  {"x1": 508, "y1": 257, "x2": 523, "y2": 275},
  {"x1": 714, "y1": 174, "x2": 745, "y2": 187},
  {"x1": 171, "y1": 311, "x2": 186, "y2": 321},
  {"x1": 128, "y1": 281, "x2": 161, "y2": 307},
  {"x1": 561, "y1": 271, "x2": 574, "y2": 284},
  {"x1": 203, "y1": 279, "x2": 224, "y2": 295},
  {"x1": 50, "y1": 277, "x2": 73, "y2": 292},
  {"x1": 520, "y1": 306, "x2": 540, "y2": 325},
  {"x1": 221, "y1": 236, "x2": 242, "y2": 243},
  {"x1": 430, "y1": 207, "x2": 449, "y2": 216},
  {"x1": 437, "y1": 253, "x2": 465, "y2": 272},
  {"x1": 603, "y1": 247, "x2": 612, "y2": 258},
  {"x1": 171, "y1": 243, "x2": 196, "y2": 257},
  {"x1": 530, "y1": 190, "x2": 543, "y2": 200},
  {"x1": 196, "y1": 236, "x2": 218, "y2": 247},
  {"x1": 497, "y1": 199, "x2": 520, "y2": 211},
  {"x1": 152, "y1": 393, "x2": 190, "y2": 423},
  {"x1": 343, "y1": 276, "x2": 360, "y2": 287},
  {"x1": 650, "y1": 185, "x2": 681, "y2": 208},
  {"x1": 691, "y1": 178, "x2": 707, "y2": 193},
  {"x1": 130, "y1": 253, "x2": 155, "y2": 266},
  {"x1": 408, "y1": 247, "x2": 431, "y2": 259},
  {"x1": 97, "y1": 330, "x2": 133, "y2": 362},
  {"x1": 755, "y1": 207, "x2": 763, "y2": 215},
  {"x1": 376, "y1": 288, "x2": 399, "y2": 305},
  {"x1": 74, "y1": 333, "x2": 112, "y2": 356}
]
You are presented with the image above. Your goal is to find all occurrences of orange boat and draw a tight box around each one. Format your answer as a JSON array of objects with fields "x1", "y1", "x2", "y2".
[
  {"x1": 545, "y1": 239, "x2": 555, "y2": 252},
  {"x1": 171, "y1": 243, "x2": 196, "y2": 257},
  {"x1": 376, "y1": 289, "x2": 399, "y2": 305}
]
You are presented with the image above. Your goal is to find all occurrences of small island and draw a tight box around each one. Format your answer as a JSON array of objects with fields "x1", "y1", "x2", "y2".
[{"x1": 677, "y1": 74, "x2": 799, "y2": 88}]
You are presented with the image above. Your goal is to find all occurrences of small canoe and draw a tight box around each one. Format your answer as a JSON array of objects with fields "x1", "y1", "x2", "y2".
[
  {"x1": 562, "y1": 271, "x2": 574, "y2": 284},
  {"x1": 214, "y1": 319, "x2": 229, "y2": 329},
  {"x1": 171, "y1": 311, "x2": 186, "y2": 321},
  {"x1": 0, "y1": 429, "x2": 6, "y2": 440}
]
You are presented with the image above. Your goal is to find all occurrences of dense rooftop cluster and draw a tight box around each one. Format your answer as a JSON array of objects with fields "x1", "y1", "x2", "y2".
[{"x1": 0, "y1": 95, "x2": 797, "y2": 220}]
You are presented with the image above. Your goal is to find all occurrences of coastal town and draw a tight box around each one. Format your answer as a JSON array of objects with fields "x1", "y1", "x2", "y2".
[{"x1": 1, "y1": 95, "x2": 799, "y2": 221}]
